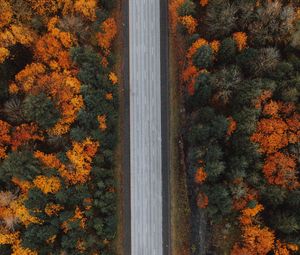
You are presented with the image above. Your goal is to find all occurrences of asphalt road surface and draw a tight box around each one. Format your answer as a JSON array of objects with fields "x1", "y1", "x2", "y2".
[{"x1": 129, "y1": 0, "x2": 163, "y2": 254}]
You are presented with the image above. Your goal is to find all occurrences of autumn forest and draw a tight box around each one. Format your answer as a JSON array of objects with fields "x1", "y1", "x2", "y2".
[
  {"x1": 0, "y1": 0, "x2": 299, "y2": 254},
  {"x1": 0, "y1": 0, "x2": 119, "y2": 254},
  {"x1": 170, "y1": 0, "x2": 300, "y2": 254}
]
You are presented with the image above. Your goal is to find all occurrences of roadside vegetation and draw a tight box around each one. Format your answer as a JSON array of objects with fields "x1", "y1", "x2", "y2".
[
  {"x1": 170, "y1": 0, "x2": 300, "y2": 254},
  {"x1": 0, "y1": 0, "x2": 120, "y2": 254}
]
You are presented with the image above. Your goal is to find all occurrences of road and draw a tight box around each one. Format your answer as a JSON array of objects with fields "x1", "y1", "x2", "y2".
[{"x1": 129, "y1": 0, "x2": 163, "y2": 254}]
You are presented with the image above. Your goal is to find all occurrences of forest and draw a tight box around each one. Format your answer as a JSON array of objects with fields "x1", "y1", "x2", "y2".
[
  {"x1": 0, "y1": 0, "x2": 299, "y2": 254},
  {"x1": 170, "y1": 0, "x2": 300, "y2": 254},
  {"x1": 0, "y1": 0, "x2": 119, "y2": 254}
]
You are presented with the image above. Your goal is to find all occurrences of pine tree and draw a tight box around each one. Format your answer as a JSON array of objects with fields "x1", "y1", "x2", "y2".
[
  {"x1": 23, "y1": 93, "x2": 60, "y2": 129},
  {"x1": 192, "y1": 45, "x2": 213, "y2": 69}
]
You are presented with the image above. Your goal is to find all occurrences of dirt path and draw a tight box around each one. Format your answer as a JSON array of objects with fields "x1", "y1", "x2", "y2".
[
  {"x1": 114, "y1": 0, "x2": 130, "y2": 254},
  {"x1": 169, "y1": 32, "x2": 192, "y2": 255}
]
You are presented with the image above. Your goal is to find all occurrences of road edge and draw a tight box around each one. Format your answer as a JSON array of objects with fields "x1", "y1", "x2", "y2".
[
  {"x1": 122, "y1": 0, "x2": 131, "y2": 254},
  {"x1": 161, "y1": 0, "x2": 171, "y2": 254}
]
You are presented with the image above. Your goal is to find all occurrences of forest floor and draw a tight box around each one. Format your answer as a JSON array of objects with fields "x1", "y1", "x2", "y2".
[{"x1": 170, "y1": 33, "x2": 191, "y2": 255}]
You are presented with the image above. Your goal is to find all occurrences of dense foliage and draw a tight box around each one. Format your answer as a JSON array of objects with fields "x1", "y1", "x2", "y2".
[
  {"x1": 0, "y1": 0, "x2": 119, "y2": 254},
  {"x1": 170, "y1": 0, "x2": 300, "y2": 254}
]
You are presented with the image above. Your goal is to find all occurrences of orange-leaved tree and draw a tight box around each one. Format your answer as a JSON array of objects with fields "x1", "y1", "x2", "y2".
[
  {"x1": 35, "y1": 138, "x2": 99, "y2": 185},
  {"x1": 179, "y1": 15, "x2": 198, "y2": 34},
  {"x1": 10, "y1": 123, "x2": 44, "y2": 151},
  {"x1": 232, "y1": 203, "x2": 275, "y2": 255},
  {"x1": 251, "y1": 100, "x2": 299, "y2": 154},
  {"x1": 0, "y1": 120, "x2": 11, "y2": 159},
  {"x1": 233, "y1": 32, "x2": 247, "y2": 51},
  {"x1": 0, "y1": 0, "x2": 36, "y2": 63},
  {"x1": 97, "y1": 17, "x2": 117, "y2": 54},
  {"x1": 251, "y1": 97, "x2": 300, "y2": 190},
  {"x1": 169, "y1": 0, "x2": 185, "y2": 33},
  {"x1": 199, "y1": 0, "x2": 208, "y2": 7},
  {"x1": 263, "y1": 152, "x2": 299, "y2": 190}
]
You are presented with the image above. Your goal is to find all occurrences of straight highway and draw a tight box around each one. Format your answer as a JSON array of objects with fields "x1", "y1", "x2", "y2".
[{"x1": 129, "y1": 0, "x2": 163, "y2": 254}]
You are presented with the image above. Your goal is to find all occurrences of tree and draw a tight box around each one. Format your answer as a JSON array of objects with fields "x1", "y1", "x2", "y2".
[
  {"x1": 274, "y1": 241, "x2": 291, "y2": 255},
  {"x1": 10, "y1": 123, "x2": 43, "y2": 151},
  {"x1": 205, "y1": 184, "x2": 232, "y2": 219},
  {"x1": 199, "y1": 0, "x2": 208, "y2": 7},
  {"x1": 192, "y1": 45, "x2": 213, "y2": 69},
  {"x1": 17, "y1": 71, "x2": 85, "y2": 136},
  {"x1": 74, "y1": 0, "x2": 97, "y2": 21},
  {"x1": 0, "y1": 47, "x2": 9, "y2": 63},
  {"x1": 178, "y1": 15, "x2": 198, "y2": 35},
  {"x1": 23, "y1": 93, "x2": 60, "y2": 129},
  {"x1": 21, "y1": 224, "x2": 58, "y2": 252},
  {"x1": 3, "y1": 98, "x2": 25, "y2": 124},
  {"x1": 247, "y1": 1, "x2": 296, "y2": 46},
  {"x1": 194, "y1": 167, "x2": 207, "y2": 184},
  {"x1": 97, "y1": 115, "x2": 107, "y2": 131},
  {"x1": 97, "y1": 18, "x2": 117, "y2": 53},
  {"x1": 237, "y1": 47, "x2": 279, "y2": 77},
  {"x1": 233, "y1": 32, "x2": 247, "y2": 51},
  {"x1": 211, "y1": 66, "x2": 241, "y2": 105},
  {"x1": 187, "y1": 38, "x2": 208, "y2": 59},
  {"x1": 263, "y1": 152, "x2": 299, "y2": 190},
  {"x1": 227, "y1": 116, "x2": 237, "y2": 136},
  {"x1": 271, "y1": 212, "x2": 300, "y2": 235},
  {"x1": 178, "y1": 0, "x2": 196, "y2": 16},
  {"x1": 25, "y1": 0, "x2": 62, "y2": 15},
  {"x1": 0, "y1": 120, "x2": 11, "y2": 159},
  {"x1": 231, "y1": 201, "x2": 278, "y2": 255},
  {"x1": 33, "y1": 175, "x2": 61, "y2": 194},
  {"x1": 0, "y1": 151, "x2": 42, "y2": 181},
  {"x1": 196, "y1": 191, "x2": 208, "y2": 208},
  {"x1": 34, "y1": 33, "x2": 72, "y2": 70},
  {"x1": 70, "y1": 47, "x2": 103, "y2": 87},
  {"x1": 99, "y1": 0, "x2": 117, "y2": 11},
  {"x1": 13, "y1": 63, "x2": 46, "y2": 93},
  {"x1": 210, "y1": 115, "x2": 229, "y2": 139},
  {"x1": 182, "y1": 64, "x2": 199, "y2": 96},
  {"x1": 169, "y1": 0, "x2": 185, "y2": 32},
  {"x1": 261, "y1": 185, "x2": 287, "y2": 208},
  {"x1": 0, "y1": 0, "x2": 13, "y2": 29},
  {"x1": 218, "y1": 37, "x2": 236, "y2": 64},
  {"x1": 205, "y1": 0, "x2": 237, "y2": 38},
  {"x1": 108, "y1": 72, "x2": 118, "y2": 85},
  {"x1": 251, "y1": 102, "x2": 299, "y2": 154},
  {"x1": 231, "y1": 225, "x2": 275, "y2": 255}
]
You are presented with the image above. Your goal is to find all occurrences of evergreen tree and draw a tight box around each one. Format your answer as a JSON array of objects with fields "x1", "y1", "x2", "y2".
[
  {"x1": 177, "y1": 0, "x2": 196, "y2": 16},
  {"x1": 0, "y1": 151, "x2": 42, "y2": 181},
  {"x1": 218, "y1": 38, "x2": 236, "y2": 64},
  {"x1": 23, "y1": 93, "x2": 60, "y2": 129},
  {"x1": 192, "y1": 45, "x2": 213, "y2": 69},
  {"x1": 205, "y1": 0, "x2": 237, "y2": 39}
]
